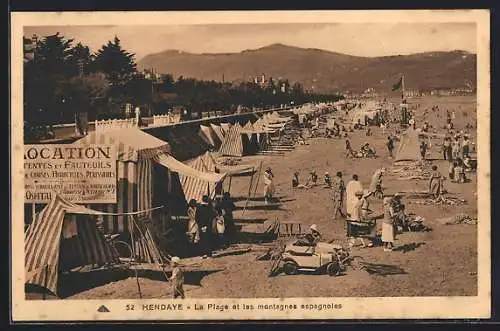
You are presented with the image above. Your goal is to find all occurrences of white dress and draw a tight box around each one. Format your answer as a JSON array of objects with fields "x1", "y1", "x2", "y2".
[{"x1": 345, "y1": 180, "x2": 363, "y2": 217}]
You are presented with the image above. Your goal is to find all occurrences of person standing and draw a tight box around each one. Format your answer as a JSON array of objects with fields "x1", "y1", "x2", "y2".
[
  {"x1": 170, "y1": 257, "x2": 185, "y2": 299},
  {"x1": 382, "y1": 198, "x2": 396, "y2": 252},
  {"x1": 452, "y1": 137, "x2": 461, "y2": 160},
  {"x1": 461, "y1": 135, "x2": 470, "y2": 158},
  {"x1": 263, "y1": 167, "x2": 275, "y2": 204},
  {"x1": 346, "y1": 174, "x2": 363, "y2": 218},
  {"x1": 186, "y1": 199, "x2": 200, "y2": 245},
  {"x1": 428, "y1": 165, "x2": 444, "y2": 199},
  {"x1": 442, "y1": 137, "x2": 451, "y2": 160},
  {"x1": 324, "y1": 172, "x2": 332, "y2": 187},
  {"x1": 196, "y1": 196, "x2": 215, "y2": 258},
  {"x1": 219, "y1": 192, "x2": 236, "y2": 240},
  {"x1": 332, "y1": 171, "x2": 346, "y2": 220},
  {"x1": 386, "y1": 136, "x2": 394, "y2": 158},
  {"x1": 419, "y1": 140, "x2": 428, "y2": 160}
]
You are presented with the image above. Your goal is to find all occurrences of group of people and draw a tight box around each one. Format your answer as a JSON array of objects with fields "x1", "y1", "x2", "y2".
[
  {"x1": 186, "y1": 192, "x2": 237, "y2": 258},
  {"x1": 441, "y1": 132, "x2": 475, "y2": 184},
  {"x1": 345, "y1": 139, "x2": 377, "y2": 158},
  {"x1": 333, "y1": 170, "x2": 405, "y2": 252}
]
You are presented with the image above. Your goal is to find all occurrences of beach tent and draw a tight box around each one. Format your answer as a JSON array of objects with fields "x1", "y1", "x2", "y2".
[
  {"x1": 199, "y1": 124, "x2": 222, "y2": 149},
  {"x1": 394, "y1": 128, "x2": 422, "y2": 162},
  {"x1": 149, "y1": 125, "x2": 211, "y2": 162},
  {"x1": 174, "y1": 152, "x2": 227, "y2": 203},
  {"x1": 210, "y1": 123, "x2": 225, "y2": 142},
  {"x1": 25, "y1": 194, "x2": 167, "y2": 296},
  {"x1": 76, "y1": 127, "x2": 182, "y2": 232},
  {"x1": 25, "y1": 195, "x2": 119, "y2": 296},
  {"x1": 219, "y1": 123, "x2": 259, "y2": 157},
  {"x1": 76, "y1": 128, "x2": 225, "y2": 230},
  {"x1": 220, "y1": 122, "x2": 232, "y2": 135}
]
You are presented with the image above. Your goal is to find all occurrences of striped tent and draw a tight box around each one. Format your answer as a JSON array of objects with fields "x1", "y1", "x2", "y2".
[
  {"x1": 243, "y1": 121, "x2": 254, "y2": 131},
  {"x1": 199, "y1": 124, "x2": 222, "y2": 149},
  {"x1": 210, "y1": 123, "x2": 225, "y2": 142},
  {"x1": 220, "y1": 122, "x2": 232, "y2": 135},
  {"x1": 154, "y1": 152, "x2": 226, "y2": 204},
  {"x1": 75, "y1": 128, "x2": 182, "y2": 233},
  {"x1": 219, "y1": 123, "x2": 259, "y2": 157},
  {"x1": 182, "y1": 152, "x2": 221, "y2": 202},
  {"x1": 24, "y1": 194, "x2": 120, "y2": 296}
]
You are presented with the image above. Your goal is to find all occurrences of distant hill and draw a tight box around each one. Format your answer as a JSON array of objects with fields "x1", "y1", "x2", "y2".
[{"x1": 138, "y1": 43, "x2": 476, "y2": 94}]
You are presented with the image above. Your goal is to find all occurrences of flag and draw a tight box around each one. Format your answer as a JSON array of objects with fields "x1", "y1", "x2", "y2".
[{"x1": 391, "y1": 77, "x2": 403, "y2": 91}]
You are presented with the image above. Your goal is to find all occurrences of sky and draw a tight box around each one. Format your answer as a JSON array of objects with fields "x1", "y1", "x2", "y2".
[{"x1": 24, "y1": 23, "x2": 476, "y2": 62}]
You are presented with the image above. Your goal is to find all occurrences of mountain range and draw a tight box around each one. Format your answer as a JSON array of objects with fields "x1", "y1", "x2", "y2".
[{"x1": 138, "y1": 43, "x2": 476, "y2": 94}]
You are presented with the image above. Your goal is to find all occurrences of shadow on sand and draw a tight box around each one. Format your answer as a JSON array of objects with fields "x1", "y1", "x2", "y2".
[
  {"x1": 393, "y1": 242, "x2": 426, "y2": 253},
  {"x1": 26, "y1": 267, "x2": 223, "y2": 299}
]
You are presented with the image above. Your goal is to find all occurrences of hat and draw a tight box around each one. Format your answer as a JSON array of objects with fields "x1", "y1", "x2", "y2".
[
  {"x1": 310, "y1": 224, "x2": 319, "y2": 233},
  {"x1": 171, "y1": 256, "x2": 180, "y2": 264},
  {"x1": 311, "y1": 169, "x2": 316, "y2": 174},
  {"x1": 393, "y1": 192, "x2": 403, "y2": 198},
  {"x1": 355, "y1": 190, "x2": 364, "y2": 197},
  {"x1": 325, "y1": 171, "x2": 329, "y2": 175}
]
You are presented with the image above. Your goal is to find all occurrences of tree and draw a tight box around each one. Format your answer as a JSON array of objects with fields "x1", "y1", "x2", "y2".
[
  {"x1": 34, "y1": 33, "x2": 75, "y2": 77},
  {"x1": 92, "y1": 36, "x2": 137, "y2": 87},
  {"x1": 67, "y1": 42, "x2": 93, "y2": 76}
]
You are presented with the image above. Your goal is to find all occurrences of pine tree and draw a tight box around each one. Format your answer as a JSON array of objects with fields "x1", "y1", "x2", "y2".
[{"x1": 92, "y1": 36, "x2": 137, "y2": 87}]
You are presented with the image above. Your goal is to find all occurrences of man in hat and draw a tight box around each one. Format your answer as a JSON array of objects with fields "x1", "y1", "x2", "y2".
[{"x1": 170, "y1": 257, "x2": 185, "y2": 299}]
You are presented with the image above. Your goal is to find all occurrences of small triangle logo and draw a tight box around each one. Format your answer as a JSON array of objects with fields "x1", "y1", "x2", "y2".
[{"x1": 97, "y1": 305, "x2": 110, "y2": 312}]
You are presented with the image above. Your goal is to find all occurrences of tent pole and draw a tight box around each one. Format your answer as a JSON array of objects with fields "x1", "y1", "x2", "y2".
[
  {"x1": 129, "y1": 215, "x2": 142, "y2": 299},
  {"x1": 243, "y1": 161, "x2": 263, "y2": 215}
]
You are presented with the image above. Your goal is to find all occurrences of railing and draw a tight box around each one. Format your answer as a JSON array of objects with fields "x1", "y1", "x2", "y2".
[
  {"x1": 94, "y1": 118, "x2": 138, "y2": 132},
  {"x1": 152, "y1": 114, "x2": 181, "y2": 126}
]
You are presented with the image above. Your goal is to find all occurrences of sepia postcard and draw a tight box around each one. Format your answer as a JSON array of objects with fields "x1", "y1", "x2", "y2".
[{"x1": 10, "y1": 10, "x2": 490, "y2": 321}]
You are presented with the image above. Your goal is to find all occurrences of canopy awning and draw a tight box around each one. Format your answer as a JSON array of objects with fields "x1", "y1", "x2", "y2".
[{"x1": 153, "y1": 153, "x2": 226, "y2": 183}]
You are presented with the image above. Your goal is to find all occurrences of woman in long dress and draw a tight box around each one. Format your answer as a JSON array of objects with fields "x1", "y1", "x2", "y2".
[
  {"x1": 382, "y1": 197, "x2": 395, "y2": 252},
  {"x1": 428, "y1": 165, "x2": 443, "y2": 199},
  {"x1": 345, "y1": 174, "x2": 363, "y2": 218}
]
